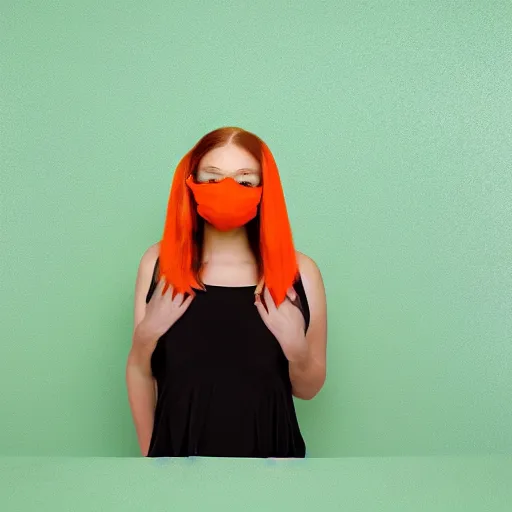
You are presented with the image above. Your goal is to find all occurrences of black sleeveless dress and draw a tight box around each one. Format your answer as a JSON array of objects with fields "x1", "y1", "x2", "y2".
[{"x1": 145, "y1": 258, "x2": 309, "y2": 458}]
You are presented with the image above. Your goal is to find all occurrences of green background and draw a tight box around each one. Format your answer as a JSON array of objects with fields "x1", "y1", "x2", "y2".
[{"x1": 1, "y1": 1, "x2": 511, "y2": 457}]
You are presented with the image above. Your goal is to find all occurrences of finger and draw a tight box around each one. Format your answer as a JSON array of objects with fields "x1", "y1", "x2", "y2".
[
  {"x1": 180, "y1": 294, "x2": 194, "y2": 311},
  {"x1": 255, "y1": 278, "x2": 265, "y2": 297},
  {"x1": 155, "y1": 275, "x2": 166, "y2": 295},
  {"x1": 254, "y1": 295, "x2": 270, "y2": 324},
  {"x1": 162, "y1": 283, "x2": 175, "y2": 301},
  {"x1": 172, "y1": 292, "x2": 185, "y2": 306},
  {"x1": 263, "y1": 287, "x2": 277, "y2": 312},
  {"x1": 286, "y1": 286, "x2": 297, "y2": 302}
]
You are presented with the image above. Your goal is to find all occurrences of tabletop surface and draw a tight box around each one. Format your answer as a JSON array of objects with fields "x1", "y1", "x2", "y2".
[{"x1": 1, "y1": 456, "x2": 511, "y2": 511}]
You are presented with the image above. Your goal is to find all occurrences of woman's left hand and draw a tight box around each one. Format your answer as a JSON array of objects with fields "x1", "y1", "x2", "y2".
[{"x1": 254, "y1": 286, "x2": 309, "y2": 364}]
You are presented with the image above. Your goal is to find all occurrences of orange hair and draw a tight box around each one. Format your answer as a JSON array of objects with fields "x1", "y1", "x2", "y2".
[{"x1": 158, "y1": 127, "x2": 298, "y2": 306}]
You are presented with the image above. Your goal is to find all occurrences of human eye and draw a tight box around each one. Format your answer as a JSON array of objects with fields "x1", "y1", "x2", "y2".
[
  {"x1": 196, "y1": 170, "x2": 221, "y2": 183},
  {"x1": 236, "y1": 172, "x2": 261, "y2": 187}
]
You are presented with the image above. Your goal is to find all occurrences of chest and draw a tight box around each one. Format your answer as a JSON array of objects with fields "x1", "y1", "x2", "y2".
[{"x1": 150, "y1": 287, "x2": 288, "y2": 379}]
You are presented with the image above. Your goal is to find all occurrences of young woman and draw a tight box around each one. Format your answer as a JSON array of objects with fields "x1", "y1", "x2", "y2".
[{"x1": 126, "y1": 127, "x2": 327, "y2": 458}]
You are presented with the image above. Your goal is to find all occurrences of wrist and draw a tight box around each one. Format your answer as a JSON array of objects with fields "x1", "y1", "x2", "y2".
[
  {"x1": 288, "y1": 335, "x2": 311, "y2": 370},
  {"x1": 130, "y1": 322, "x2": 159, "y2": 364},
  {"x1": 134, "y1": 319, "x2": 161, "y2": 346}
]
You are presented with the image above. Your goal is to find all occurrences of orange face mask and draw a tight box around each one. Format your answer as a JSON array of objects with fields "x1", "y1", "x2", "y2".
[{"x1": 185, "y1": 175, "x2": 263, "y2": 232}]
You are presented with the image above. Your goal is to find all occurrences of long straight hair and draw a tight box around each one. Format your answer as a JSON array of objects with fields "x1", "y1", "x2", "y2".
[{"x1": 158, "y1": 127, "x2": 298, "y2": 306}]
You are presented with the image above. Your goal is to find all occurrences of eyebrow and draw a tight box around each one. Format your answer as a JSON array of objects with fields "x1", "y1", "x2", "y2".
[{"x1": 200, "y1": 165, "x2": 261, "y2": 174}]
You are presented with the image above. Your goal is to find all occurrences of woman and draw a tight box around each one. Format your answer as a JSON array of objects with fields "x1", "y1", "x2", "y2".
[{"x1": 126, "y1": 127, "x2": 327, "y2": 458}]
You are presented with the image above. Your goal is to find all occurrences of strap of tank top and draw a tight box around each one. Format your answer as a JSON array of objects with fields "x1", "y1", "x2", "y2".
[
  {"x1": 146, "y1": 257, "x2": 160, "y2": 303},
  {"x1": 292, "y1": 275, "x2": 311, "y2": 333}
]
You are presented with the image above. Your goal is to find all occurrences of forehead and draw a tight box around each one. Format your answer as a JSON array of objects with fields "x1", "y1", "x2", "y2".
[{"x1": 198, "y1": 144, "x2": 261, "y2": 172}]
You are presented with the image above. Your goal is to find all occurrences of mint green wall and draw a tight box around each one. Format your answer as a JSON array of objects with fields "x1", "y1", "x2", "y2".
[{"x1": 1, "y1": 2, "x2": 511, "y2": 456}]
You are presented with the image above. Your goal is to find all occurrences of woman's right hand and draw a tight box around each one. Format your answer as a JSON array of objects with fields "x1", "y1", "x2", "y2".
[{"x1": 131, "y1": 277, "x2": 194, "y2": 360}]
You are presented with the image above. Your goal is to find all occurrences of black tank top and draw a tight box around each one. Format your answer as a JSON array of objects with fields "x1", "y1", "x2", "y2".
[{"x1": 145, "y1": 257, "x2": 309, "y2": 458}]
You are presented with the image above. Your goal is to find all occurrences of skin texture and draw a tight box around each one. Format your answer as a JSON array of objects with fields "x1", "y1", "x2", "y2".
[{"x1": 126, "y1": 143, "x2": 327, "y2": 456}]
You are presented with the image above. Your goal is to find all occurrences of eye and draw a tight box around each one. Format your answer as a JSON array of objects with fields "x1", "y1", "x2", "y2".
[
  {"x1": 236, "y1": 173, "x2": 261, "y2": 187},
  {"x1": 196, "y1": 170, "x2": 221, "y2": 183}
]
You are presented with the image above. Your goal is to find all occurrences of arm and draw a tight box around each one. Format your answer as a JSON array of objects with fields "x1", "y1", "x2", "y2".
[
  {"x1": 126, "y1": 243, "x2": 160, "y2": 456},
  {"x1": 289, "y1": 252, "x2": 327, "y2": 400}
]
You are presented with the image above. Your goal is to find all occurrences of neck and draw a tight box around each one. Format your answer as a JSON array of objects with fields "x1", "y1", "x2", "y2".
[{"x1": 202, "y1": 223, "x2": 255, "y2": 264}]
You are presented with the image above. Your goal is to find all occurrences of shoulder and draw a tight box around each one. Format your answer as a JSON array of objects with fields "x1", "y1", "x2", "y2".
[
  {"x1": 137, "y1": 241, "x2": 161, "y2": 276},
  {"x1": 296, "y1": 251, "x2": 326, "y2": 306},
  {"x1": 296, "y1": 251, "x2": 323, "y2": 284},
  {"x1": 133, "y1": 242, "x2": 161, "y2": 328},
  {"x1": 141, "y1": 241, "x2": 160, "y2": 264}
]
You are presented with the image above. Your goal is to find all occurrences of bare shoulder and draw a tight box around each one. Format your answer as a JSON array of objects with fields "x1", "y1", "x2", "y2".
[
  {"x1": 133, "y1": 242, "x2": 161, "y2": 329},
  {"x1": 134, "y1": 241, "x2": 160, "y2": 290},
  {"x1": 139, "y1": 241, "x2": 161, "y2": 274},
  {"x1": 296, "y1": 251, "x2": 326, "y2": 306},
  {"x1": 296, "y1": 251, "x2": 323, "y2": 285}
]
